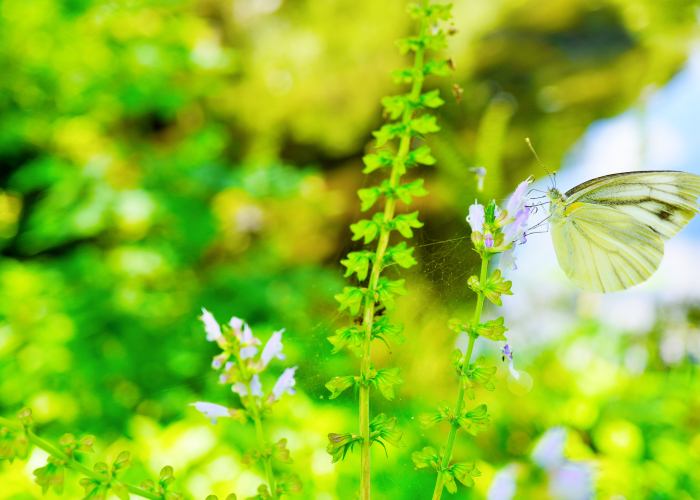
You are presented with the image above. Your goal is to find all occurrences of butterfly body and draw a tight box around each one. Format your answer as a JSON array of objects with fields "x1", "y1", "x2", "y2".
[{"x1": 546, "y1": 171, "x2": 700, "y2": 293}]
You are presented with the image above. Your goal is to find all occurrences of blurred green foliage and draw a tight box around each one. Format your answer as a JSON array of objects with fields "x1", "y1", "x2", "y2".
[{"x1": 2, "y1": 0, "x2": 700, "y2": 498}]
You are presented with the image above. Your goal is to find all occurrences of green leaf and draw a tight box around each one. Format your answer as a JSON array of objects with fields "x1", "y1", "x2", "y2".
[
  {"x1": 419, "y1": 89, "x2": 445, "y2": 108},
  {"x1": 334, "y1": 287, "x2": 366, "y2": 315},
  {"x1": 362, "y1": 150, "x2": 394, "y2": 174},
  {"x1": 381, "y1": 95, "x2": 407, "y2": 120},
  {"x1": 326, "y1": 376, "x2": 357, "y2": 399},
  {"x1": 33, "y1": 456, "x2": 65, "y2": 494},
  {"x1": 481, "y1": 269, "x2": 513, "y2": 306},
  {"x1": 373, "y1": 367, "x2": 404, "y2": 400},
  {"x1": 271, "y1": 438, "x2": 294, "y2": 464},
  {"x1": 341, "y1": 251, "x2": 374, "y2": 281},
  {"x1": 328, "y1": 326, "x2": 364, "y2": 357},
  {"x1": 373, "y1": 123, "x2": 408, "y2": 147},
  {"x1": 392, "y1": 211, "x2": 423, "y2": 238},
  {"x1": 350, "y1": 218, "x2": 380, "y2": 244},
  {"x1": 326, "y1": 433, "x2": 362, "y2": 463},
  {"x1": 418, "y1": 400, "x2": 452, "y2": 429},
  {"x1": 384, "y1": 242, "x2": 417, "y2": 269},
  {"x1": 407, "y1": 3, "x2": 424, "y2": 19},
  {"x1": 394, "y1": 179, "x2": 429, "y2": 205},
  {"x1": 110, "y1": 481, "x2": 130, "y2": 500},
  {"x1": 467, "y1": 355, "x2": 499, "y2": 392},
  {"x1": 395, "y1": 36, "x2": 423, "y2": 54},
  {"x1": 432, "y1": 4, "x2": 453, "y2": 21},
  {"x1": 423, "y1": 59, "x2": 451, "y2": 77},
  {"x1": 407, "y1": 145, "x2": 436, "y2": 166},
  {"x1": 456, "y1": 404, "x2": 490, "y2": 435},
  {"x1": 375, "y1": 277, "x2": 408, "y2": 311},
  {"x1": 113, "y1": 451, "x2": 132, "y2": 471},
  {"x1": 371, "y1": 316, "x2": 405, "y2": 345},
  {"x1": 423, "y1": 32, "x2": 449, "y2": 51},
  {"x1": 442, "y1": 469, "x2": 458, "y2": 494},
  {"x1": 411, "y1": 446, "x2": 440, "y2": 469},
  {"x1": 409, "y1": 115, "x2": 440, "y2": 135},
  {"x1": 475, "y1": 317, "x2": 508, "y2": 341},
  {"x1": 357, "y1": 187, "x2": 381, "y2": 211},
  {"x1": 390, "y1": 68, "x2": 418, "y2": 84},
  {"x1": 276, "y1": 473, "x2": 303, "y2": 496},
  {"x1": 369, "y1": 413, "x2": 404, "y2": 449}
]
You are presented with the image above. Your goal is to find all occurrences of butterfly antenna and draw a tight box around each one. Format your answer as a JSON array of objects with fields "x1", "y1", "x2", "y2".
[{"x1": 525, "y1": 138, "x2": 555, "y2": 188}]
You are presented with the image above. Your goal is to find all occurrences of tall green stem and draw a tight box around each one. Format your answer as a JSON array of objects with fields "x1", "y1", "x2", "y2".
[
  {"x1": 431, "y1": 256, "x2": 490, "y2": 500},
  {"x1": 358, "y1": 5, "x2": 430, "y2": 499},
  {"x1": 0, "y1": 416, "x2": 160, "y2": 500}
]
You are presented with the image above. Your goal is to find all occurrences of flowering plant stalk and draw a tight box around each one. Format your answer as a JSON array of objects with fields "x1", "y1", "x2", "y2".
[
  {"x1": 0, "y1": 408, "x2": 182, "y2": 500},
  {"x1": 324, "y1": 1, "x2": 454, "y2": 498},
  {"x1": 412, "y1": 178, "x2": 533, "y2": 498},
  {"x1": 191, "y1": 309, "x2": 302, "y2": 500}
]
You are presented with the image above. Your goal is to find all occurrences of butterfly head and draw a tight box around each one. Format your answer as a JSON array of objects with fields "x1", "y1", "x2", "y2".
[{"x1": 547, "y1": 188, "x2": 566, "y2": 202}]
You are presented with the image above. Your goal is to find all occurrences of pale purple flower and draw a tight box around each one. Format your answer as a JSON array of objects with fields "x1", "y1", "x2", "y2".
[
  {"x1": 240, "y1": 323, "x2": 261, "y2": 359},
  {"x1": 484, "y1": 233, "x2": 494, "y2": 248},
  {"x1": 261, "y1": 329, "x2": 286, "y2": 367},
  {"x1": 487, "y1": 463, "x2": 518, "y2": 500},
  {"x1": 231, "y1": 375, "x2": 263, "y2": 397},
  {"x1": 200, "y1": 308, "x2": 222, "y2": 342},
  {"x1": 502, "y1": 343, "x2": 519, "y2": 380},
  {"x1": 189, "y1": 402, "x2": 230, "y2": 425},
  {"x1": 250, "y1": 374, "x2": 263, "y2": 397},
  {"x1": 503, "y1": 207, "x2": 530, "y2": 245},
  {"x1": 499, "y1": 247, "x2": 518, "y2": 272},
  {"x1": 548, "y1": 463, "x2": 595, "y2": 500},
  {"x1": 532, "y1": 426, "x2": 567, "y2": 469},
  {"x1": 506, "y1": 179, "x2": 531, "y2": 216},
  {"x1": 272, "y1": 366, "x2": 298, "y2": 400},
  {"x1": 229, "y1": 317, "x2": 244, "y2": 339},
  {"x1": 467, "y1": 201, "x2": 485, "y2": 232}
]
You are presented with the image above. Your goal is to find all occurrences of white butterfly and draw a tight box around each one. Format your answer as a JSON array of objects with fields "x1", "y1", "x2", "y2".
[{"x1": 547, "y1": 171, "x2": 700, "y2": 293}]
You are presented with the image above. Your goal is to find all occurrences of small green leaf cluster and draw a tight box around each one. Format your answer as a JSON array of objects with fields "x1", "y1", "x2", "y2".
[
  {"x1": 240, "y1": 474, "x2": 302, "y2": 500},
  {"x1": 79, "y1": 451, "x2": 139, "y2": 500},
  {"x1": 328, "y1": 1, "x2": 455, "y2": 466},
  {"x1": 411, "y1": 446, "x2": 481, "y2": 492},
  {"x1": 456, "y1": 354, "x2": 498, "y2": 400},
  {"x1": 418, "y1": 401, "x2": 490, "y2": 436},
  {"x1": 1, "y1": 407, "x2": 183, "y2": 500},
  {"x1": 139, "y1": 466, "x2": 182, "y2": 500}
]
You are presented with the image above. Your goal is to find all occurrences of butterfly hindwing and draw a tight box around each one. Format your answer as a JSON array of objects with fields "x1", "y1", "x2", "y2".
[
  {"x1": 551, "y1": 203, "x2": 664, "y2": 293},
  {"x1": 565, "y1": 171, "x2": 700, "y2": 240}
]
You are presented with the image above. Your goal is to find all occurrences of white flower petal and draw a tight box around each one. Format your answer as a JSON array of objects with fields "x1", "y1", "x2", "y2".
[
  {"x1": 200, "y1": 308, "x2": 222, "y2": 342},
  {"x1": 190, "y1": 401, "x2": 230, "y2": 425}
]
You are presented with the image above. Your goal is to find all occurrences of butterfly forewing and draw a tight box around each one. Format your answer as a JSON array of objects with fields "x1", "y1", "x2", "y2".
[{"x1": 565, "y1": 171, "x2": 700, "y2": 240}]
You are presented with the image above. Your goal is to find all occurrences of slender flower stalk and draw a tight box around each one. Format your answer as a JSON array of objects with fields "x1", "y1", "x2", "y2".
[
  {"x1": 413, "y1": 178, "x2": 533, "y2": 498},
  {"x1": 190, "y1": 311, "x2": 301, "y2": 499},
  {"x1": 326, "y1": 2, "x2": 455, "y2": 498},
  {"x1": 431, "y1": 257, "x2": 487, "y2": 500},
  {"x1": 0, "y1": 412, "x2": 180, "y2": 500}
]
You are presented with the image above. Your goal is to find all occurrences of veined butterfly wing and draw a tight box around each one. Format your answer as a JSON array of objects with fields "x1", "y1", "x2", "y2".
[
  {"x1": 565, "y1": 171, "x2": 700, "y2": 240},
  {"x1": 550, "y1": 171, "x2": 700, "y2": 293},
  {"x1": 551, "y1": 203, "x2": 664, "y2": 293}
]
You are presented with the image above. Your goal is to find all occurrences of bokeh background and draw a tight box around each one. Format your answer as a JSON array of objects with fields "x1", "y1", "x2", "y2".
[{"x1": 2, "y1": 0, "x2": 700, "y2": 499}]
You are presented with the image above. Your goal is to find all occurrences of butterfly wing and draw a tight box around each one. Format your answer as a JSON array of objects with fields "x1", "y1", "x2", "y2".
[
  {"x1": 565, "y1": 171, "x2": 700, "y2": 240},
  {"x1": 551, "y1": 202, "x2": 664, "y2": 293}
]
